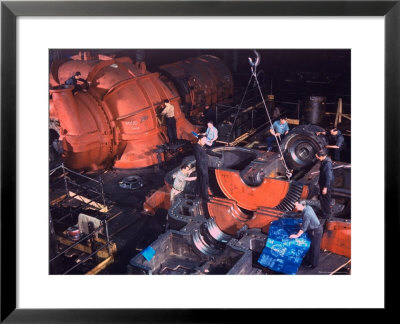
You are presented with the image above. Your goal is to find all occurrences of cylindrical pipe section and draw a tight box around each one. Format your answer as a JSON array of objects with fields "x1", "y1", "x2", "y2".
[
  {"x1": 303, "y1": 96, "x2": 327, "y2": 125},
  {"x1": 158, "y1": 55, "x2": 234, "y2": 114}
]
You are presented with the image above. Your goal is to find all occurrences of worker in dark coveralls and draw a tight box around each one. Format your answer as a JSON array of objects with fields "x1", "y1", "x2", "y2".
[
  {"x1": 203, "y1": 105, "x2": 216, "y2": 124},
  {"x1": 266, "y1": 115, "x2": 289, "y2": 152},
  {"x1": 316, "y1": 128, "x2": 345, "y2": 161},
  {"x1": 160, "y1": 99, "x2": 178, "y2": 145},
  {"x1": 65, "y1": 71, "x2": 88, "y2": 95},
  {"x1": 315, "y1": 150, "x2": 334, "y2": 222},
  {"x1": 193, "y1": 135, "x2": 210, "y2": 200},
  {"x1": 192, "y1": 135, "x2": 222, "y2": 200},
  {"x1": 290, "y1": 200, "x2": 323, "y2": 269}
]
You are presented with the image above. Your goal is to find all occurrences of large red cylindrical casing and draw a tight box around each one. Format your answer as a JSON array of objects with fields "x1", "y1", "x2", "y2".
[
  {"x1": 50, "y1": 56, "x2": 196, "y2": 170},
  {"x1": 158, "y1": 55, "x2": 234, "y2": 112},
  {"x1": 50, "y1": 86, "x2": 114, "y2": 170}
]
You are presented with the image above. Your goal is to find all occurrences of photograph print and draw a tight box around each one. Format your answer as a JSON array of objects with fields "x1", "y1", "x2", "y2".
[{"x1": 49, "y1": 48, "x2": 351, "y2": 276}]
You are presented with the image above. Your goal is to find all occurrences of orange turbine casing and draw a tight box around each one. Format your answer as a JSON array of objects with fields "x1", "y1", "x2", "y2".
[
  {"x1": 321, "y1": 220, "x2": 351, "y2": 258},
  {"x1": 207, "y1": 197, "x2": 285, "y2": 235},
  {"x1": 50, "y1": 56, "x2": 196, "y2": 170},
  {"x1": 214, "y1": 169, "x2": 291, "y2": 211}
]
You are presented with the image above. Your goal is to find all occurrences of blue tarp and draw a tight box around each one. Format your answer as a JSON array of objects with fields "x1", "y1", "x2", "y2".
[
  {"x1": 141, "y1": 246, "x2": 156, "y2": 261},
  {"x1": 258, "y1": 218, "x2": 311, "y2": 275}
]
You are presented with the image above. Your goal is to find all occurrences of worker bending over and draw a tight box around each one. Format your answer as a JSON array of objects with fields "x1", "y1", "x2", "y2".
[
  {"x1": 170, "y1": 164, "x2": 197, "y2": 203},
  {"x1": 316, "y1": 128, "x2": 345, "y2": 161},
  {"x1": 290, "y1": 200, "x2": 323, "y2": 269}
]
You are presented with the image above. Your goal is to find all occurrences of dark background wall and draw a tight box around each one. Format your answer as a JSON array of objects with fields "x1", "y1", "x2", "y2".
[{"x1": 50, "y1": 48, "x2": 350, "y2": 102}]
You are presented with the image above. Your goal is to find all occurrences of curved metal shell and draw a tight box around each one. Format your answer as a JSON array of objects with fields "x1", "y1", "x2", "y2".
[
  {"x1": 207, "y1": 197, "x2": 285, "y2": 235},
  {"x1": 321, "y1": 220, "x2": 351, "y2": 258},
  {"x1": 215, "y1": 168, "x2": 291, "y2": 211},
  {"x1": 158, "y1": 55, "x2": 234, "y2": 110},
  {"x1": 49, "y1": 57, "x2": 197, "y2": 170}
]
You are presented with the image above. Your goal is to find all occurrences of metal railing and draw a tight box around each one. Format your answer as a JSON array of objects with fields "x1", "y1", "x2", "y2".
[{"x1": 49, "y1": 164, "x2": 113, "y2": 274}]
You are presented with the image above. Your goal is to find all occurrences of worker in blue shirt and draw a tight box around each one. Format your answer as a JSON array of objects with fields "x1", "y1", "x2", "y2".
[
  {"x1": 266, "y1": 115, "x2": 289, "y2": 152},
  {"x1": 316, "y1": 128, "x2": 345, "y2": 161},
  {"x1": 290, "y1": 200, "x2": 323, "y2": 269},
  {"x1": 200, "y1": 120, "x2": 218, "y2": 147},
  {"x1": 315, "y1": 149, "x2": 334, "y2": 222}
]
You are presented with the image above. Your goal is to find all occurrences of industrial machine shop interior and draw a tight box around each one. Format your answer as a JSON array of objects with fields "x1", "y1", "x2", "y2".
[{"x1": 49, "y1": 49, "x2": 351, "y2": 275}]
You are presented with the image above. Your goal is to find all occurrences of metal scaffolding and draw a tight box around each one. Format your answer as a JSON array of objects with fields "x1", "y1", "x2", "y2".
[{"x1": 49, "y1": 164, "x2": 114, "y2": 275}]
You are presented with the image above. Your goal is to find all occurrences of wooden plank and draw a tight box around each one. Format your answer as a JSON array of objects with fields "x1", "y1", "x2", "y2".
[
  {"x1": 50, "y1": 194, "x2": 67, "y2": 206},
  {"x1": 287, "y1": 118, "x2": 299, "y2": 125},
  {"x1": 68, "y1": 190, "x2": 108, "y2": 212},
  {"x1": 230, "y1": 129, "x2": 257, "y2": 146},
  {"x1": 105, "y1": 210, "x2": 123, "y2": 222},
  {"x1": 56, "y1": 235, "x2": 117, "y2": 259},
  {"x1": 245, "y1": 141, "x2": 260, "y2": 148},
  {"x1": 296, "y1": 251, "x2": 350, "y2": 275},
  {"x1": 330, "y1": 259, "x2": 351, "y2": 275},
  {"x1": 334, "y1": 98, "x2": 342, "y2": 128},
  {"x1": 86, "y1": 256, "x2": 114, "y2": 275},
  {"x1": 326, "y1": 111, "x2": 351, "y2": 120}
]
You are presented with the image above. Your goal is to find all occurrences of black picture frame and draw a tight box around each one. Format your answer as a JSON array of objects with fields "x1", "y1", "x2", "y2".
[{"x1": 1, "y1": 0, "x2": 398, "y2": 321}]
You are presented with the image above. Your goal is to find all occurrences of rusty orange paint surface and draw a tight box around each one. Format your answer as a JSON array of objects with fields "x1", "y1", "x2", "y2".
[
  {"x1": 49, "y1": 54, "x2": 203, "y2": 170},
  {"x1": 321, "y1": 220, "x2": 351, "y2": 258},
  {"x1": 207, "y1": 197, "x2": 284, "y2": 235},
  {"x1": 252, "y1": 207, "x2": 284, "y2": 234},
  {"x1": 207, "y1": 197, "x2": 248, "y2": 235},
  {"x1": 208, "y1": 196, "x2": 351, "y2": 257},
  {"x1": 215, "y1": 169, "x2": 290, "y2": 211},
  {"x1": 300, "y1": 185, "x2": 309, "y2": 200},
  {"x1": 142, "y1": 185, "x2": 171, "y2": 215}
]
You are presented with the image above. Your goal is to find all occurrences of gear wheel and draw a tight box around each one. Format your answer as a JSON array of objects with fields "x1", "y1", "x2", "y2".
[{"x1": 280, "y1": 124, "x2": 327, "y2": 171}]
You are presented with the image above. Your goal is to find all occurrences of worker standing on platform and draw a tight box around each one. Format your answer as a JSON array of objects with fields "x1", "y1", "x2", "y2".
[
  {"x1": 266, "y1": 115, "x2": 289, "y2": 152},
  {"x1": 315, "y1": 150, "x2": 334, "y2": 222},
  {"x1": 316, "y1": 128, "x2": 345, "y2": 161},
  {"x1": 290, "y1": 200, "x2": 323, "y2": 269},
  {"x1": 192, "y1": 134, "x2": 223, "y2": 200},
  {"x1": 200, "y1": 120, "x2": 218, "y2": 147},
  {"x1": 160, "y1": 99, "x2": 178, "y2": 145},
  {"x1": 170, "y1": 164, "x2": 197, "y2": 203},
  {"x1": 193, "y1": 135, "x2": 210, "y2": 200}
]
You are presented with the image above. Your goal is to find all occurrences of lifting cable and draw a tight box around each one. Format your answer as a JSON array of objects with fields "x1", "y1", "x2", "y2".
[
  {"x1": 226, "y1": 68, "x2": 254, "y2": 142},
  {"x1": 248, "y1": 50, "x2": 292, "y2": 179}
]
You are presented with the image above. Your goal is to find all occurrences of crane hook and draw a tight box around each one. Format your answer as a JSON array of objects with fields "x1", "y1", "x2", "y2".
[{"x1": 248, "y1": 50, "x2": 260, "y2": 68}]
